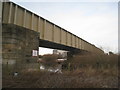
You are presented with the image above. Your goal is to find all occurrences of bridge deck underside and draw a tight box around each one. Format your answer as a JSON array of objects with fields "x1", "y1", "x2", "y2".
[{"x1": 39, "y1": 39, "x2": 82, "y2": 53}]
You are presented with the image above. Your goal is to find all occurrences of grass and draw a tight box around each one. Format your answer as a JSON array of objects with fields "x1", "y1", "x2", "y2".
[{"x1": 2, "y1": 53, "x2": 119, "y2": 88}]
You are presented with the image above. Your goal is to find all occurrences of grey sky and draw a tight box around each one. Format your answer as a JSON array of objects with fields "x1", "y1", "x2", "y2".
[{"x1": 11, "y1": 0, "x2": 118, "y2": 54}]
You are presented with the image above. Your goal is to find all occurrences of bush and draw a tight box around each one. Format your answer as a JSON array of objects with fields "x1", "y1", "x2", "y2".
[
  {"x1": 3, "y1": 54, "x2": 118, "y2": 88},
  {"x1": 42, "y1": 54, "x2": 58, "y2": 68},
  {"x1": 64, "y1": 54, "x2": 118, "y2": 70}
]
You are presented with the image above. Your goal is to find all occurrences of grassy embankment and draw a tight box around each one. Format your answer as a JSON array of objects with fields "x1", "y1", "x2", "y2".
[{"x1": 2, "y1": 53, "x2": 119, "y2": 88}]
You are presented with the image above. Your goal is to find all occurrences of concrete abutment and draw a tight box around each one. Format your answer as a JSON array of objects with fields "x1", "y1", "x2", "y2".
[{"x1": 2, "y1": 24, "x2": 40, "y2": 74}]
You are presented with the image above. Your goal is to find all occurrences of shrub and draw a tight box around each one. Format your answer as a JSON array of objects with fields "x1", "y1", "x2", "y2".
[{"x1": 42, "y1": 54, "x2": 58, "y2": 68}]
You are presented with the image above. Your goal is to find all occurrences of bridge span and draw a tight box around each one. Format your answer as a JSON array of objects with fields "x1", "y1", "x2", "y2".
[{"x1": 1, "y1": 2, "x2": 104, "y2": 72}]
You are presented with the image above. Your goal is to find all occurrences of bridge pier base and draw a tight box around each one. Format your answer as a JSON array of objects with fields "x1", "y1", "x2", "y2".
[{"x1": 2, "y1": 24, "x2": 40, "y2": 74}]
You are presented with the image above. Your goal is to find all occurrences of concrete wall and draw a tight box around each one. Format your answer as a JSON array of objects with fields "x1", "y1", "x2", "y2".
[{"x1": 2, "y1": 24, "x2": 39, "y2": 74}]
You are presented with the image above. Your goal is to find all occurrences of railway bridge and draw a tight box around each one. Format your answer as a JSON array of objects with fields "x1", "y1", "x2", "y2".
[{"x1": 0, "y1": 2, "x2": 104, "y2": 72}]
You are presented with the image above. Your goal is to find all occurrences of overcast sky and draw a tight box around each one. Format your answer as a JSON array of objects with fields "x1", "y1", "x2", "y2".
[{"x1": 11, "y1": 0, "x2": 118, "y2": 54}]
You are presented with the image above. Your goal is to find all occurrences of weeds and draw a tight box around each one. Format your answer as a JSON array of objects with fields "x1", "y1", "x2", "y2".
[{"x1": 2, "y1": 53, "x2": 119, "y2": 88}]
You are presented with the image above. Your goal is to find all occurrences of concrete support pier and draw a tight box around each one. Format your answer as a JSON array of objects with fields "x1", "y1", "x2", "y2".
[{"x1": 2, "y1": 24, "x2": 39, "y2": 74}]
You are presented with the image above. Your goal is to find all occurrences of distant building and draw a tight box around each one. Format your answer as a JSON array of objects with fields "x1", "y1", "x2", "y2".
[{"x1": 53, "y1": 49, "x2": 68, "y2": 58}]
